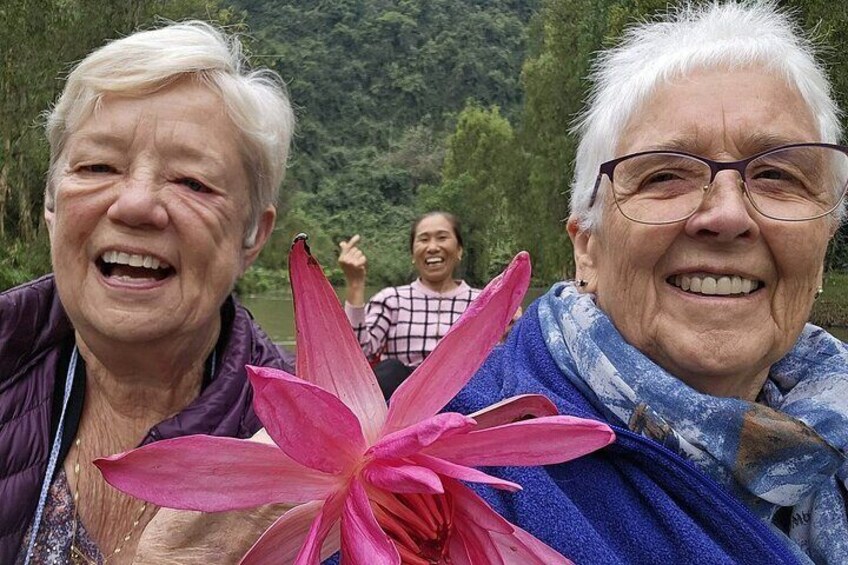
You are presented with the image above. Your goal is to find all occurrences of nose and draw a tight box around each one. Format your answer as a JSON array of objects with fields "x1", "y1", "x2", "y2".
[
  {"x1": 683, "y1": 170, "x2": 759, "y2": 242},
  {"x1": 106, "y1": 171, "x2": 169, "y2": 230}
]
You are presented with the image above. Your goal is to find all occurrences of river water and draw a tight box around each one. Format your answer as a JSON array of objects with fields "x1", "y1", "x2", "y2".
[
  {"x1": 240, "y1": 287, "x2": 546, "y2": 346},
  {"x1": 239, "y1": 288, "x2": 848, "y2": 346}
]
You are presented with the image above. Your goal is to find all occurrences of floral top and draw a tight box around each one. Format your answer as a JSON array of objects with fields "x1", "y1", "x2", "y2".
[{"x1": 17, "y1": 468, "x2": 104, "y2": 564}]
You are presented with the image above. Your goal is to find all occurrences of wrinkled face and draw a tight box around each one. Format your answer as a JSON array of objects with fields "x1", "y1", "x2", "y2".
[
  {"x1": 48, "y1": 79, "x2": 273, "y2": 347},
  {"x1": 570, "y1": 67, "x2": 834, "y2": 399},
  {"x1": 412, "y1": 215, "x2": 463, "y2": 288}
]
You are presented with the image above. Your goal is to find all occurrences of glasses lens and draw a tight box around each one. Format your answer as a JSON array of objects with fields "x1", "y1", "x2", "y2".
[
  {"x1": 745, "y1": 145, "x2": 848, "y2": 221},
  {"x1": 611, "y1": 153, "x2": 709, "y2": 223}
]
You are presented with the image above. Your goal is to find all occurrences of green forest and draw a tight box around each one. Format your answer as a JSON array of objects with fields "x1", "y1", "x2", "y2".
[{"x1": 3, "y1": 0, "x2": 848, "y2": 295}]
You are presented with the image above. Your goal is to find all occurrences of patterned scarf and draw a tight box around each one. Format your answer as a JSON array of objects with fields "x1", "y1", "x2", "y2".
[{"x1": 539, "y1": 283, "x2": 848, "y2": 564}]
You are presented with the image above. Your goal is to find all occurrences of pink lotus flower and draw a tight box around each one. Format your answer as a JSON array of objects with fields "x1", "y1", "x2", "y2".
[{"x1": 95, "y1": 237, "x2": 615, "y2": 564}]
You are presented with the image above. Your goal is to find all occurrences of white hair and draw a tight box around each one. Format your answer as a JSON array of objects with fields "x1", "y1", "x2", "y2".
[
  {"x1": 571, "y1": 1, "x2": 842, "y2": 230},
  {"x1": 45, "y1": 21, "x2": 295, "y2": 245}
]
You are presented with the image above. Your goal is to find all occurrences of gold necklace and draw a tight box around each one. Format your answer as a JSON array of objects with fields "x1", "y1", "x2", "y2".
[{"x1": 69, "y1": 436, "x2": 149, "y2": 564}]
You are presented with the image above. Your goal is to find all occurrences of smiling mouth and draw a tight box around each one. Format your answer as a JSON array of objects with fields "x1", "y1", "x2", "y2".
[
  {"x1": 668, "y1": 274, "x2": 762, "y2": 296},
  {"x1": 97, "y1": 250, "x2": 174, "y2": 282},
  {"x1": 424, "y1": 257, "x2": 445, "y2": 265}
]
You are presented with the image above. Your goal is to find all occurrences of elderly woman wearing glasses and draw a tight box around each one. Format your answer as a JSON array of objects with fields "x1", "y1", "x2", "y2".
[{"x1": 450, "y1": 2, "x2": 848, "y2": 564}]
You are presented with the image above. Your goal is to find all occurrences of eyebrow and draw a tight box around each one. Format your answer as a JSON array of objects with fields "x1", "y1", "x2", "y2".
[
  {"x1": 70, "y1": 132, "x2": 232, "y2": 179},
  {"x1": 641, "y1": 132, "x2": 812, "y2": 157},
  {"x1": 71, "y1": 132, "x2": 131, "y2": 151}
]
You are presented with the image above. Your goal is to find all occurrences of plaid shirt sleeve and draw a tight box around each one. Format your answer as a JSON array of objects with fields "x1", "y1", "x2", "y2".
[
  {"x1": 345, "y1": 287, "x2": 398, "y2": 361},
  {"x1": 346, "y1": 283, "x2": 482, "y2": 368}
]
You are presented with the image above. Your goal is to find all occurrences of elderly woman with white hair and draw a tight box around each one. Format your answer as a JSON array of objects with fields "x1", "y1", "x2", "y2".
[
  {"x1": 0, "y1": 22, "x2": 295, "y2": 563},
  {"x1": 450, "y1": 2, "x2": 848, "y2": 563}
]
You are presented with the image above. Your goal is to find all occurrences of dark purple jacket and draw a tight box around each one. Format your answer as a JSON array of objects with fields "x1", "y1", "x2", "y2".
[{"x1": 0, "y1": 275, "x2": 294, "y2": 563}]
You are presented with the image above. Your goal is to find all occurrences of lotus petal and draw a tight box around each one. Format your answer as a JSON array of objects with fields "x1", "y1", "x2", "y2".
[
  {"x1": 412, "y1": 453, "x2": 521, "y2": 492},
  {"x1": 341, "y1": 478, "x2": 400, "y2": 565},
  {"x1": 294, "y1": 487, "x2": 347, "y2": 564},
  {"x1": 95, "y1": 435, "x2": 339, "y2": 511},
  {"x1": 363, "y1": 459, "x2": 444, "y2": 494},
  {"x1": 469, "y1": 394, "x2": 559, "y2": 430},
  {"x1": 289, "y1": 237, "x2": 386, "y2": 444},
  {"x1": 448, "y1": 532, "x2": 473, "y2": 565},
  {"x1": 493, "y1": 524, "x2": 574, "y2": 565},
  {"x1": 423, "y1": 416, "x2": 615, "y2": 466},
  {"x1": 457, "y1": 522, "x2": 506, "y2": 565},
  {"x1": 369, "y1": 412, "x2": 474, "y2": 460},
  {"x1": 247, "y1": 365, "x2": 365, "y2": 475},
  {"x1": 239, "y1": 501, "x2": 341, "y2": 565},
  {"x1": 448, "y1": 480, "x2": 571, "y2": 565},
  {"x1": 385, "y1": 252, "x2": 530, "y2": 434},
  {"x1": 446, "y1": 479, "x2": 514, "y2": 535}
]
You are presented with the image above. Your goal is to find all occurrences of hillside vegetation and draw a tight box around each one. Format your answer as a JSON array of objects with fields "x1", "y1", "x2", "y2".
[{"x1": 4, "y1": 0, "x2": 848, "y2": 300}]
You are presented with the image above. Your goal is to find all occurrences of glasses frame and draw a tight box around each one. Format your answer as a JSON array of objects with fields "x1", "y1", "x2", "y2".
[{"x1": 589, "y1": 142, "x2": 848, "y2": 225}]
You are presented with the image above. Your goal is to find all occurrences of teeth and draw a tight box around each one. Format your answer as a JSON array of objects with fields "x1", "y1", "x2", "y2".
[
  {"x1": 715, "y1": 276, "x2": 730, "y2": 295},
  {"x1": 671, "y1": 274, "x2": 759, "y2": 296},
  {"x1": 425, "y1": 258, "x2": 444, "y2": 265},
  {"x1": 101, "y1": 250, "x2": 169, "y2": 270}
]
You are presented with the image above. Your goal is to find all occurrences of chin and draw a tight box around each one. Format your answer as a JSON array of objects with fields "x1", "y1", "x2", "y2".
[
  {"x1": 75, "y1": 306, "x2": 187, "y2": 345},
  {"x1": 653, "y1": 330, "x2": 775, "y2": 396}
]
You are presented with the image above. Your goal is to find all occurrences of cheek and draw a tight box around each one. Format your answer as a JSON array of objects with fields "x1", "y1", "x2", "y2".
[
  {"x1": 595, "y1": 222, "x2": 670, "y2": 296},
  {"x1": 768, "y1": 224, "x2": 829, "y2": 320},
  {"x1": 50, "y1": 190, "x2": 105, "y2": 265},
  {"x1": 174, "y1": 192, "x2": 245, "y2": 246},
  {"x1": 593, "y1": 221, "x2": 676, "y2": 341},
  {"x1": 171, "y1": 199, "x2": 247, "y2": 286},
  {"x1": 771, "y1": 224, "x2": 828, "y2": 276}
]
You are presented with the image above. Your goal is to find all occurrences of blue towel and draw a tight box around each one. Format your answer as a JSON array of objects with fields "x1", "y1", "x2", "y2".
[{"x1": 446, "y1": 295, "x2": 803, "y2": 565}]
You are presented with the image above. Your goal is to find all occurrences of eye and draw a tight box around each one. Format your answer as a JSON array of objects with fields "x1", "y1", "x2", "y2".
[
  {"x1": 752, "y1": 168, "x2": 794, "y2": 182},
  {"x1": 645, "y1": 171, "x2": 683, "y2": 184},
  {"x1": 80, "y1": 164, "x2": 116, "y2": 174},
  {"x1": 177, "y1": 177, "x2": 211, "y2": 193}
]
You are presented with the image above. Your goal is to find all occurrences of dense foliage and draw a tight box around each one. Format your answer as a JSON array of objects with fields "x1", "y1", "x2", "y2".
[
  {"x1": 231, "y1": 0, "x2": 538, "y2": 285},
  {"x1": 3, "y1": 0, "x2": 848, "y2": 293}
]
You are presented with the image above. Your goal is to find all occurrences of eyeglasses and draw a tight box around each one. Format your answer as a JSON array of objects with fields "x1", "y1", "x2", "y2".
[{"x1": 589, "y1": 143, "x2": 848, "y2": 224}]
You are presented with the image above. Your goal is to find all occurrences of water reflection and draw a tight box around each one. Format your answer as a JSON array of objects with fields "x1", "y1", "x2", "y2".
[{"x1": 239, "y1": 287, "x2": 848, "y2": 346}]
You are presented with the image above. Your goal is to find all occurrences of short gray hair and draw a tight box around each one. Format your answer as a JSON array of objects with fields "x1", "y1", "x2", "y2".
[
  {"x1": 571, "y1": 1, "x2": 842, "y2": 230},
  {"x1": 45, "y1": 21, "x2": 295, "y2": 245}
]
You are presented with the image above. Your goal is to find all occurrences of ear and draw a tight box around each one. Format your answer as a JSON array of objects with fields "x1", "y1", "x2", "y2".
[
  {"x1": 567, "y1": 216, "x2": 599, "y2": 292},
  {"x1": 457, "y1": 246, "x2": 463, "y2": 261},
  {"x1": 240, "y1": 206, "x2": 276, "y2": 274},
  {"x1": 44, "y1": 207, "x2": 55, "y2": 241}
]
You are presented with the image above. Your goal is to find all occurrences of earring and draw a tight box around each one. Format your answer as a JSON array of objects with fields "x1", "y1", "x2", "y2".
[
  {"x1": 815, "y1": 287, "x2": 824, "y2": 300},
  {"x1": 576, "y1": 279, "x2": 588, "y2": 288}
]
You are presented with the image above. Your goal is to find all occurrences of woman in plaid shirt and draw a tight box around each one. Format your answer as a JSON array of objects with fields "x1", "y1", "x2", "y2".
[{"x1": 339, "y1": 212, "x2": 480, "y2": 396}]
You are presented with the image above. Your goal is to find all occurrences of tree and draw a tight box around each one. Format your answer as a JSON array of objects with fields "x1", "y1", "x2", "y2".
[{"x1": 418, "y1": 104, "x2": 519, "y2": 284}]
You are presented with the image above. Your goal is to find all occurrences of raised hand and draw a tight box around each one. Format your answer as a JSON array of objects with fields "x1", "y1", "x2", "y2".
[{"x1": 338, "y1": 234, "x2": 367, "y2": 285}]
